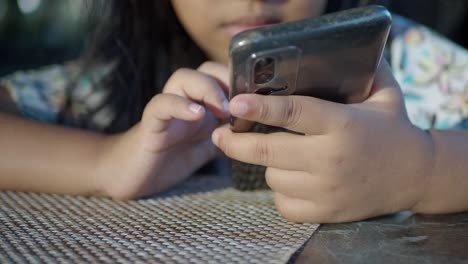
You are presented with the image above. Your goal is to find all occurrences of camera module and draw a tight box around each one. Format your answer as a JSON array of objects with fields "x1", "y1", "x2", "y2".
[{"x1": 254, "y1": 57, "x2": 275, "y2": 84}]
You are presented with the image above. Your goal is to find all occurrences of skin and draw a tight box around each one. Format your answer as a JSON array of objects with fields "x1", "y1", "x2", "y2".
[
  {"x1": 0, "y1": 62, "x2": 230, "y2": 199},
  {"x1": 174, "y1": 0, "x2": 468, "y2": 223},
  {"x1": 0, "y1": 0, "x2": 327, "y2": 199},
  {"x1": 1, "y1": 0, "x2": 468, "y2": 223},
  {"x1": 212, "y1": 61, "x2": 468, "y2": 223},
  {"x1": 172, "y1": 0, "x2": 327, "y2": 64}
]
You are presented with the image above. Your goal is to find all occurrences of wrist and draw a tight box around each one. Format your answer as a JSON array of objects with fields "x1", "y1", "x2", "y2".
[
  {"x1": 94, "y1": 128, "x2": 136, "y2": 198},
  {"x1": 409, "y1": 128, "x2": 437, "y2": 213},
  {"x1": 410, "y1": 129, "x2": 468, "y2": 214},
  {"x1": 386, "y1": 125, "x2": 436, "y2": 214},
  {"x1": 93, "y1": 133, "x2": 120, "y2": 197}
]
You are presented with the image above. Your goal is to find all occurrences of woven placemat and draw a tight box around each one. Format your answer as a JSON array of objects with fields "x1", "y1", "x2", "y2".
[{"x1": 0, "y1": 175, "x2": 319, "y2": 263}]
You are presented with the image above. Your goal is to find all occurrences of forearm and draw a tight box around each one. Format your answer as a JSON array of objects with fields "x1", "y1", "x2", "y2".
[
  {"x1": 412, "y1": 129, "x2": 468, "y2": 214},
  {"x1": 0, "y1": 112, "x2": 107, "y2": 196}
]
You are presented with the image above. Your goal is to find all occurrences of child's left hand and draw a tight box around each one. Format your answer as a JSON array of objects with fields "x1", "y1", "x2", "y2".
[
  {"x1": 97, "y1": 62, "x2": 230, "y2": 199},
  {"x1": 212, "y1": 61, "x2": 435, "y2": 223}
]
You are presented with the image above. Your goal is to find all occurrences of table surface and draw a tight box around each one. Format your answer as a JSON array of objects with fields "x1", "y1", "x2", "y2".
[
  {"x1": 0, "y1": 175, "x2": 318, "y2": 264},
  {"x1": 1, "y1": 173, "x2": 467, "y2": 263},
  {"x1": 297, "y1": 211, "x2": 468, "y2": 263}
]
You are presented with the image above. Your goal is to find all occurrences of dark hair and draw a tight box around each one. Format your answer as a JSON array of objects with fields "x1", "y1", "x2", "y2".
[
  {"x1": 73, "y1": 1, "x2": 206, "y2": 132},
  {"x1": 326, "y1": 0, "x2": 391, "y2": 12},
  {"x1": 76, "y1": 0, "x2": 380, "y2": 132}
]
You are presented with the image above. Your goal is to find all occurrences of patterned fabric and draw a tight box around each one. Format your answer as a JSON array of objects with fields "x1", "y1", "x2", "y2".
[
  {"x1": 0, "y1": 62, "x2": 114, "y2": 131},
  {"x1": 390, "y1": 15, "x2": 468, "y2": 129},
  {"x1": 0, "y1": 16, "x2": 467, "y2": 131}
]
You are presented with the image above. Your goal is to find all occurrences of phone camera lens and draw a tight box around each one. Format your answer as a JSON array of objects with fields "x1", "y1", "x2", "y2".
[{"x1": 254, "y1": 57, "x2": 275, "y2": 84}]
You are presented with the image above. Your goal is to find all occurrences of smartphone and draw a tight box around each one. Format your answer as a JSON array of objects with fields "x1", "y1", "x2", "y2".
[{"x1": 229, "y1": 5, "x2": 392, "y2": 132}]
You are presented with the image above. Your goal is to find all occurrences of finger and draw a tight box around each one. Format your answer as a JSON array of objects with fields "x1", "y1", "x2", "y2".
[
  {"x1": 275, "y1": 193, "x2": 345, "y2": 224},
  {"x1": 189, "y1": 110, "x2": 219, "y2": 144},
  {"x1": 274, "y1": 193, "x2": 321, "y2": 223},
  {"x1": 212, "y1": 126, "x2": 312, "y2": 171},
  {"x1": 197, "y1": 61, "x2": 229, "y2": 95},
  {"x1": 185, "y1": 138, "x2": 218, "y2": 173},
  {"x1": 144, "y1": 138, "x2": 217, "y2": 195},
  {"x1": 163, "y1": 68, "x2": 229, "y2": 119},
  {"x1": 214, "y1": 125, "x2": 354, "y2": 174},
  {"x1": 143, "y1": 94, "x2": 205, "y2": 132},
  {"x1": 265, "y1": 167, "x2": 324, "y2": 200},
  {"x1": 229, "y1": 93, "x2": 349, "y2": 135}
]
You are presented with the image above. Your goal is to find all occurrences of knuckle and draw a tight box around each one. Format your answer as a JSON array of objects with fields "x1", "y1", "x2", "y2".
[
  {"x1": 147, "y1": 94, "x2": 161, "y2": 107},
  {"x1": 143, "y1": 94, "x2": 164, "y2": 117},
  {"x1": 258, "y1": 99, "x2": 272, "y2": 121},
  {"x1": 198, "y1": 61, "x2": 215, "y2": 71},
  {"x1": 338, "y1": 110, "x2": 358, "y2": 132},
  {"x1": 165, "y1": 94, "x2": 180, "y2": 107},
  {"x1": 172, "y1": 68, "x2": 192, "y2": 78},
  {"x1": 329, "y1": 153, "x2": 347, "y2": 171},
  {"x1": 321, "y1": 180, "x2": 342, "y2": 195},
  {"x1": 322, "y1": 139, "x2": 353, "y2": 174},
  {"x1": 341, "y1": 117, "x2": 357, "y2": 131},
  {"x1": 168, "y1": 68, "x2": 222, "y2": 99},
  {"x1": 283, "y1": 97, "x2": 302, "y2": 128},
  {"x1": 254, "y1": 137, "x2": 273, "y2": 165},
  {"x1": 265, "y1": 167, "x2": 281, "y2": 190},
  {"x1": 275, "y1": 196, "x2": 311, "y2": 223},
  {"x1": 164, "y1": 68, "x2": 193, "y2": 93},
  {"x1": 264, "y1": 167, "x2": 275, "y2": 187}
]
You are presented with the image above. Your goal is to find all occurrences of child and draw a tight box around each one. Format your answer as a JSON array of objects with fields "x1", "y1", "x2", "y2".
[{"x1": 1, "y1": 0, "x2": 467, "y2": 223}]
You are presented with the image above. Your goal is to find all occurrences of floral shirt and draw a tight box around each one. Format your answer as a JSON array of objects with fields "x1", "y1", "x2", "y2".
[
  {"x1": 1, "y1": 15, "x2": 468, "y2": 131},
  {"x1": 0, "y1": 62, "x2": 114, "y2": 131},
  {"x1": 390, "y1": 15, "x2": 468, "y2": 129}
]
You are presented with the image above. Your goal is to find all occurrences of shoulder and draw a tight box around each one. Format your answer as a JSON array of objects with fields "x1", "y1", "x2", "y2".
[
  {"x1": 0, "y1": 62, "x2": 115, "y2": 131},
  {"x1": 389, "y1": 15, "x2": 468, "y2": 129}
]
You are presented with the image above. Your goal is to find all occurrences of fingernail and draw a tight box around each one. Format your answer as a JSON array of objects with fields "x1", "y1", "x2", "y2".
[
  {"x1": 231, "y1": 100, "x2": 249, "y2": 116},
  {"x1": 189, "y1": 103, "x2": 204, "y2": 114},
  {"x1": 211, "y1": 131, "x2": 220, "y2": 147}
]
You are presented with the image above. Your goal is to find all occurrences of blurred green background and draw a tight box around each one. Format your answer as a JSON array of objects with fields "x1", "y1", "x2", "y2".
[
  {"x1": 0, "y1": 0, "x2": 467, "y2": 77},
  {"x1": 0, "y1": 0, "x2": 91, "y2": 76}
]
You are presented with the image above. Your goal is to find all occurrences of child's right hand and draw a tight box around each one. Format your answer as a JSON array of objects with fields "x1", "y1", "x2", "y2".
[{"x1": 97, "y1": 62, "x2": 230, "y2": 199}]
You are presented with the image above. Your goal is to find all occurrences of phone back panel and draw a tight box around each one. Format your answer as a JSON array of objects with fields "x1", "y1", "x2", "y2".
[{"x1": 229, "y1": 5, "x2": 392, "y2": 109}]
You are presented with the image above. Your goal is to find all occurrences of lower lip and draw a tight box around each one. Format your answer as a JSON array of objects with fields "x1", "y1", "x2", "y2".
[{"x1": 225, "y1": 23, "x2": 275, "y2": 37}]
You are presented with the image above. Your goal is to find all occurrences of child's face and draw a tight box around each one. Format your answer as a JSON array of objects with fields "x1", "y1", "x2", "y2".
[{"x1": 172, "y1": 0, "x2": 327, "y2": 64}]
